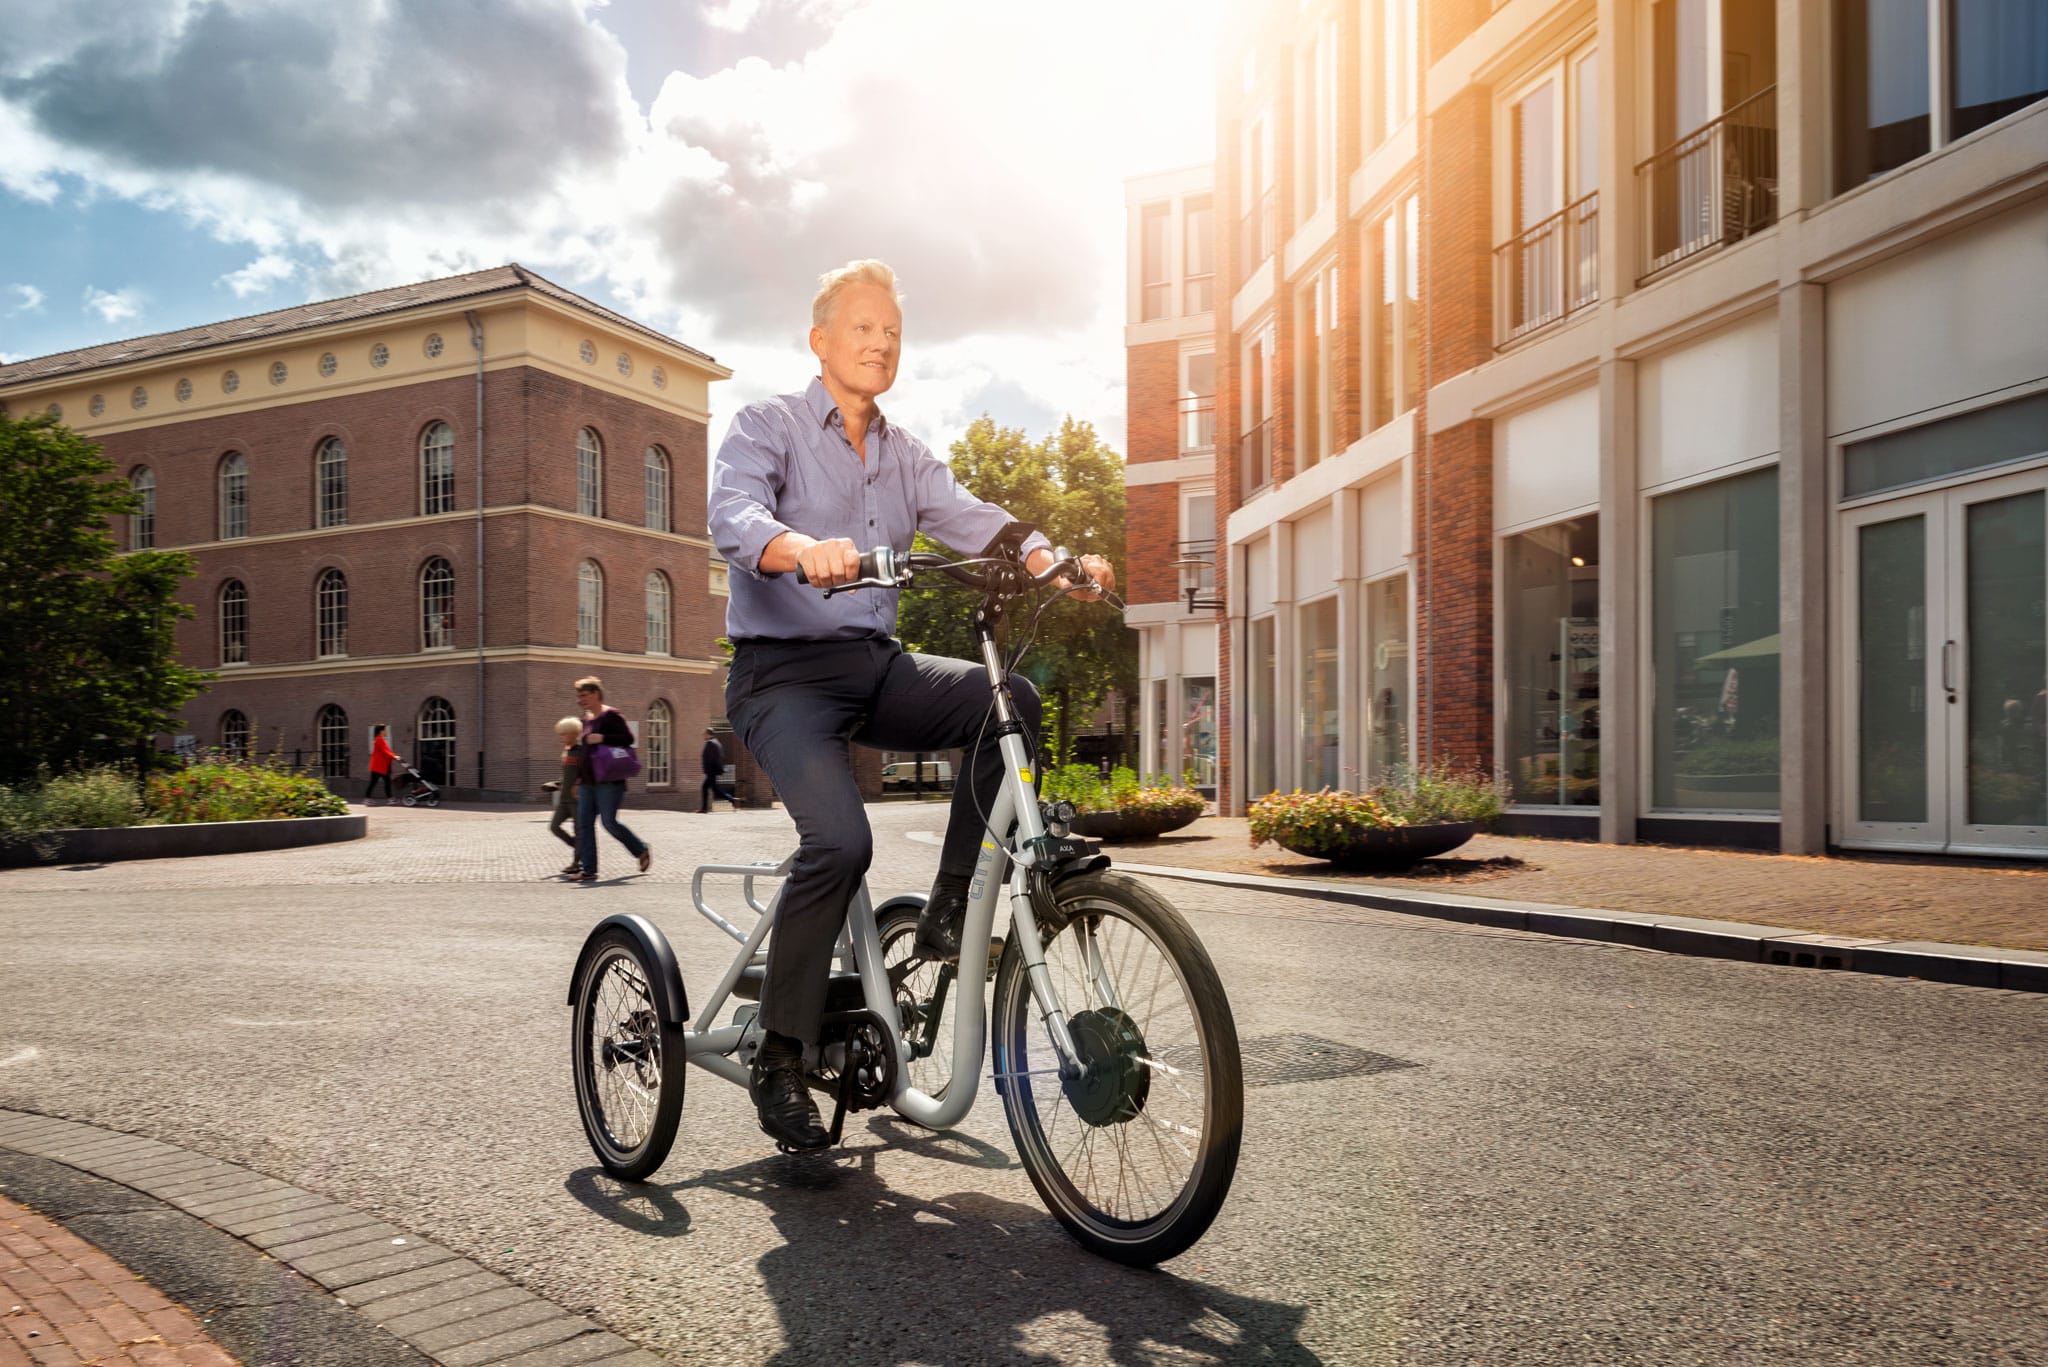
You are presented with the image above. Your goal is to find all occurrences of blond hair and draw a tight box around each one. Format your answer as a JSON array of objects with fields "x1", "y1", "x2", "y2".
[
  {"x1": 574, "y1": 675, "x2": 603, "y2": 698},
  {"x1": 812, "y1": 260, "x2": 901, "y2": 327},
  {"x1": 555, "y1": 716, "x2": 582, "y2": 738}
]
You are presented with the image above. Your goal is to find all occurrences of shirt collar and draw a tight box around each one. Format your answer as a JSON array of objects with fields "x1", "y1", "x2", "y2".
[{"x1": 804, "y1": 375, "x2": 888, "y2": 437}]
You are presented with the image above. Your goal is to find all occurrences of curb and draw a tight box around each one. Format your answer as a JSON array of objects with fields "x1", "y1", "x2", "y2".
[
  {"x1": 904, "y1": 832, "x2": 2048, "y2": 994},
  {"x1": 0, "y1": 1110, "x2": 662, "y2": 1367},
  {"x1": 1, "y1": 814, "x2": 367, "y2": 868}
]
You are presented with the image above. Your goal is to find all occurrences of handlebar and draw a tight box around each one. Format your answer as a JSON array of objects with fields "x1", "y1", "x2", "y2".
[{"x1": 794, "y1": 545, "x2": 1108, "y2": 602}]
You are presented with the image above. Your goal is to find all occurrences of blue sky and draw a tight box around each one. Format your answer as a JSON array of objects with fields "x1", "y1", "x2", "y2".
[{"x1": 0, "y1": 0, "x2": 1218, "y2": 452}]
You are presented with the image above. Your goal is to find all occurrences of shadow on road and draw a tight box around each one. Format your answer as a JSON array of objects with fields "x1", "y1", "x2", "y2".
[{"x1": 565, "y1": 1117, "x2": 1319, "y2": 1365}]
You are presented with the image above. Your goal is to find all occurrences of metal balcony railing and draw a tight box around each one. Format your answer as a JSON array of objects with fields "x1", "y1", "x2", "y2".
[
  {"x1": 1636, "y1": 85, "x2": 1778, "y2": 283},
  {"x1": 1494, "y1": 192, "x2": 1599, "y2": 346},
  {"x1": 1239, "y1": 189, "x2": 1275, "y2": 281},
  {"x1": 1178, "y1": 395, "x2": 1215, "y2": 454},
  {"x1": 1240, "y1": 420, "x2": 1272, "y2": 500}
]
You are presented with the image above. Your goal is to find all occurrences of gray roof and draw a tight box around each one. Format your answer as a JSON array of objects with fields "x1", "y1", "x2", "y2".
[{"x1": 0, "y1": 263, "x2": 715, "y2": 387}]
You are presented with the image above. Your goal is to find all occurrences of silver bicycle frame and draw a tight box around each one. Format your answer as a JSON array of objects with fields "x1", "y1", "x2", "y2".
[{"x1": 671, "y1": 632, "x2": 1089, "y2": 1131}]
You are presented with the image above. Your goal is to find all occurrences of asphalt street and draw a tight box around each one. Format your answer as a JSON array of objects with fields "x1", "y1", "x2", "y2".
[{"x1": 3, "y1": 804, "x2": 2046, "y2": 1365}]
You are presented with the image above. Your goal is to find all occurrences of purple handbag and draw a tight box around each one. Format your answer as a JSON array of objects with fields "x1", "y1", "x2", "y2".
[{"x1": 589, "y1": 742, "x2": 641, "y2": 783}]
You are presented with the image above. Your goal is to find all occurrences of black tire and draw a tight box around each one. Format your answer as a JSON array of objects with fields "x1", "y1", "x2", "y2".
[
  {"x1": 992, "y1": 872, "x2": 1242, "y2": 1265},
  {"x1": 571, "y1": 927, "x2": 684, "y2": 1179},
  {"x1": 877, "y1": 898, "x2": 958, "y2": 1108},
  {"x1": 399, "y1": 790, "x2": 418, "y2": 808}
]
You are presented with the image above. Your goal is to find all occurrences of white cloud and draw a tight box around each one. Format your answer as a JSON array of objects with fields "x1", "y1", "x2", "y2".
[
  {"x1": 0, "y1": 0, "x2": 1219, "y2": 449},
  {"x1": 702, "y1": 0, "x2": 763, "y2": 32},
  {"x1": 82, "y1": 286, "x2": 142, "y2": 325},
  {"x1": 6, "y1": 284, "x2": 44, "y2": 314},
  {"x1": 219, "y1": 253, "x2": 296, "y2": 298}
]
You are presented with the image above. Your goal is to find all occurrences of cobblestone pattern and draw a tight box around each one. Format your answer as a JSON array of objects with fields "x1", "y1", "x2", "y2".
[
  {"x1": 0, "y1": 1115, "x2": 662, "y2": 1367},
  {"x1": 2, "y1": 1193, "x2": 235, "y2": 1367}
]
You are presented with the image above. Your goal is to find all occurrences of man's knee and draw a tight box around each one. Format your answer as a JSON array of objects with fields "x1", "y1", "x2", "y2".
[
  {"x1": 1007, "y1": 674, "x2": 1043, "y2": 729},
  {"x1": 798, "y1": 829, "x2": 873, "y2": 883}
]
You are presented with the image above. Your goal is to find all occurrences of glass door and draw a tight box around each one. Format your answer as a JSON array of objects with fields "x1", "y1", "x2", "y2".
[{"x1": 1842, "y1": 469, "x2": 2048, "y2": 856}]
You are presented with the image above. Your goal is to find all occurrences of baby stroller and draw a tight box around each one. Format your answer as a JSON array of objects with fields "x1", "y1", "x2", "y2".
[{"x1": 396, "y1": 764, "x2": 442, "y2": 807}]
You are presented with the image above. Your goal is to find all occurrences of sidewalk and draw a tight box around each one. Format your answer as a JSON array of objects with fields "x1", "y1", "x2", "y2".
[
  {"x1": 1105, "y1": 815, "x2": 2048, "y2": 953},
  {"x1": 2, "y1": 1193, "x2": 235, "y2": 1367}
]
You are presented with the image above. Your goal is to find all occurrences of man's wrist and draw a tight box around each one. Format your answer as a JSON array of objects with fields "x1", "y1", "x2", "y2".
[{"x1": 761, "y1": 531, "x2": 817, "y2": 575}]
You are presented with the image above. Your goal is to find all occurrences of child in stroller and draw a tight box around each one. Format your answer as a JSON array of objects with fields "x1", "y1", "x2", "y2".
[{"x1": 395, "y1": 763, "x2": 442, "y2": 807}]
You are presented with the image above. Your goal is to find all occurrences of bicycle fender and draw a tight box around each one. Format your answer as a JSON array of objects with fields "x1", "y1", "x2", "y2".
[{"x1": 568, "y1": 913, "x2": 691, "y2": 1028}]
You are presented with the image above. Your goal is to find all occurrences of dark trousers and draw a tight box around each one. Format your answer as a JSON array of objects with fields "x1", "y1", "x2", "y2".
[
  {"x1": 700, "y1": 774, "x2": 730, "y2": 812},
  {"x1": 727, "y1": 636, "x2": 1041, "y2": 1044},
  {"x1": 575, "y1": 780, "x2": 646, "y2": 874},
  {"x1": 366, "y1": 770, "x2": 394, "y2": 800},
  {"x1": 549, "y1": 784, "x2": 578, "y2": 846}
]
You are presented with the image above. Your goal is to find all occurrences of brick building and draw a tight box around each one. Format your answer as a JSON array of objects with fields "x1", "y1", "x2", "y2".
[
  {"x1": 0, "y1": 265, "x2": 735, "y2": 808},
  {"x1": 1127, "y1": 0, "x2": 2046, "y2": 859}
]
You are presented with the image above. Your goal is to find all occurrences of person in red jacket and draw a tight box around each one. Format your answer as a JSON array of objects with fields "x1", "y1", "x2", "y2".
[{"x1": 367, "y1": 724, "x2": 400, "y2": 805}]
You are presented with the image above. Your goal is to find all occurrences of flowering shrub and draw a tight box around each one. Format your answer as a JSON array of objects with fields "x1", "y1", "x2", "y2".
[
  {"x1": 1042, "y1": 763, "x2": 1206, "y2": 822},
  {"x1": 1249, "y1": 762, "x2": 1509, "y2": 856},
  {"x1": 145, "y1": 758, "x2": 350, "y2": 824},
  {"x1": 0, "y1": 766, "x2": 148, "y2": 853}
]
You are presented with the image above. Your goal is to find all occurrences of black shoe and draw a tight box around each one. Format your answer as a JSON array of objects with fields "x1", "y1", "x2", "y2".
[
  {"x1": 749, "y1": 1053, "x2": 829, "y2": 1151},
  {"x1": 913, "y1": 883, "x2": 968, "y2": 964}
]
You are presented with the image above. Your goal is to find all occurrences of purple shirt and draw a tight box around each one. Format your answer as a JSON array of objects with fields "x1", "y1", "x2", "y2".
[{"x1": 709, "y1": 376, "x2": 1050, "y2": 642}]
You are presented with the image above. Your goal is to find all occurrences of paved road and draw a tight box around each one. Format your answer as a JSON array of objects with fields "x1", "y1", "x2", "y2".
[{"x1": 3, "y1": 805, "x2": 2046, "y2": 1365}]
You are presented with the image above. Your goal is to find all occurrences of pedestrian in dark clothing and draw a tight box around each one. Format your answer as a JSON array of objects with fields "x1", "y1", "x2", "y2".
[
  {"x1": 700, "y1": 729, "x2": 731, "y2": 812},
  {"x1": 572, "y1": 675, "x2": 651, "y2": 882},
  {"x1": 542, "y1": 716, "x2": 584, "y2": 874}
]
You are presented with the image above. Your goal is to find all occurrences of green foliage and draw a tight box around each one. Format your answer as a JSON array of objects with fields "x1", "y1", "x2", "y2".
[
  {"x1": 1248, "y1": 761, "x2": 1509, "y2": 853},
  {"x1": 893, "y1": 414, "x2": 1135, "y2": 755},
  {"x1": 143, "y1": 757, "x2": 350, "y2": 823},
  {"x1": 1042, "y1": 763, "x2": 1206, "y2": 820},
  {"x1": 1675, "y1": 737, "x2": 1781, "y2": 775},
  {"x1": 0, "y1": 766, "x2": 149, "y2": 854},
  {"x1": 0, "y1": 412, "x2": 213, "y2": 782}
]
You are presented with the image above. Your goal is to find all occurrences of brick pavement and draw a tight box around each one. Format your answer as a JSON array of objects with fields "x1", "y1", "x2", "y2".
[{"x1": 1, "y1": 1193, "x2": 234, "y2": 1367}]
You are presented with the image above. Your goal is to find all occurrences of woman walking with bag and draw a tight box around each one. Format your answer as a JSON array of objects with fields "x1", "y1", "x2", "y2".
[{"x1": 573, "y1": 675, "x2": 651, "y2": 881}]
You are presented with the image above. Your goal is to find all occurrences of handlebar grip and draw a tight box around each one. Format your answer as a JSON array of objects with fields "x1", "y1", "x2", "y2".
[{"x1": 794, "y1": 546, "x2": 894, "y2": 588}]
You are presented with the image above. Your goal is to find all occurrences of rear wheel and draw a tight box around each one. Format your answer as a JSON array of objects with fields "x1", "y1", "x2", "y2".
[
  {"x1": 992, "y1": 872, "x2": 1242, "y2": 1265},
  {"x1": 571, "y1": 927, "x2": 684, "y2": 1179},
  {"x1": 877, "y1": 898, "x2": 958, "y2": 1107}
]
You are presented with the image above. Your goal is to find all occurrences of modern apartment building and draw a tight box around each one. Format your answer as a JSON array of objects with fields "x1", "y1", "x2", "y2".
[
  {"x1": 0, "y1": 266, "x2": 734, "y2": 806},
  {"x1": 1127, "y1": 0, "x2": 2046, "y2": 858}
]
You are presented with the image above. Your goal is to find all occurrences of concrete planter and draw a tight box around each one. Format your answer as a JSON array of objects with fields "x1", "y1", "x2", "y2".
[
  {"x1": 1272, "y1": 820, "x2": 1479, "y2": 870},
  {"x1": 1069, "y1": 807, "x2": 1203, "y2": 842},
  {"x1": 1, "y1": 813, "x2": 366, "y2": 867}
]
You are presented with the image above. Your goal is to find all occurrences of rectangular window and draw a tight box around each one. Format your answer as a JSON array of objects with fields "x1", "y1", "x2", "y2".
[
  {"x1": 1499, "y1": 45, "x2": 1602, "y2": 344},
  {"x1": 1836, "y1": 0, "x2": 1930, "y2": 184},
  {"x1": 1150, "y1": 678, "x2": 1169, "y2": 778},
  {"x1": 1182, "y1": 677, "x2": 1218, "y2": 792},
  {"x1": 1240, "y1": 113, "x2": 1275, "y2": 279},
  {"x1": 1140, "y1": 203, "x2": 1171, "y2": 321},
  {"x1": 1184, "y1": 197, "x2": 1214, "y2": 314},
  {"x1": 1502, "y1": 518, "x2": 1601, "y2": 808},
  {"x1": 1384, "y1": 0, "x2": 1418, "y2": 138},
  {"x1": 1296, "y1": 262, "x2": 1337, "y2": 472},
  {"x1": 1652, "y1": 467, "x2": 1781, "y2": 811},
  {"x1": 1242, "y1": 331, "x2": 1272, "y2": 498},
  {"x1": 1296, "y1": 26, "x2": 1337, "y2": 220},
  {"x1": 1950, "y1": 0, "x2": 2048, "y2": 139},
  {"x1": 1844, "y1": 391, "x2": 2048, "y2": 498},
  {"x1": 1181, "y1": 490, "x2": 1217, "y2": 602},
  {"x1": 1182, "y1": 352, "x2": 1216, "y2": 453},
  {"x1": 1247, "y1": 616, "x2": 1277, "y2": 797},
  {"x1": 1297, "y1": 597, "x2": 1341, "y2": 791},
  {"x1": 1366, "y1": 194, "x2": 1418, "y2": 431},
  {"x1": 1366, "y1": 574, "x2": 1409, "y2": 780}
]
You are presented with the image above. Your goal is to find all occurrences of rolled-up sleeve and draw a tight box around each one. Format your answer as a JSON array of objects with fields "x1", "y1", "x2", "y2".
[
  {"x1": 709, "y1": 403, "x2": 795, "y2": 579},
  {"x1": 907, "y1": 435, "x2": 1052, "y2": 560}
]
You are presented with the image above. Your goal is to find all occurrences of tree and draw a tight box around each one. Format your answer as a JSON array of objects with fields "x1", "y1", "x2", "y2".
[
  {"x1": 895, "y1": 414, "x2": 1135, "y2": 761},
  {"x1": 0, "y1": 412, "x2": 212, "y2": 782}
]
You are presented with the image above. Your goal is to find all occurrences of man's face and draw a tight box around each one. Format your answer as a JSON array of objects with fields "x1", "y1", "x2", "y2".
[{"x1": 810, "y1": 282, "x2": 901, "y2": 402}]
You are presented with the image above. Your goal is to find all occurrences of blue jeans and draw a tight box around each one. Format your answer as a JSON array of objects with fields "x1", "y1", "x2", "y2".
[{"x1": 576, "y1": 780, "x2": 646, "y2": 874}]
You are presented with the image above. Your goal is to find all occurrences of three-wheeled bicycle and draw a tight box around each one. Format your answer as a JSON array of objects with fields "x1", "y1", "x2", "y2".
[{"x1": 566, "y1": 538, "x2": 1243, "y2": 1264}]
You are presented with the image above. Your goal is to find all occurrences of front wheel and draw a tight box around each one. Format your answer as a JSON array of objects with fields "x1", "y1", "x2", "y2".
[
  {"x1": 571, "y1": 927, "x2": 684, "y2": 1179},
  {"x1": 992, "y1": 872, "x2": 1243, "y2": 1265}
]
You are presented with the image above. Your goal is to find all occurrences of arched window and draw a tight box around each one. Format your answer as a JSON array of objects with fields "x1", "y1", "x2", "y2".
[
  {"x1": 219, "y1": 580, "x2": 248, "y2": 665},
  {"x1": 417, "y1": 696, "x2": 456, "y2": 787},
  {"x1": 316, "y1": 437, "x2": 348, "y2": 527},
  {"x1": 218, "y1": 452, "x2": 248, "y2": 539},
  {"x1": 317, "y1": 568, "x2": 348, "y2": 657},
  {"x1": 644, "y1": 445, "x2": 671, "y2": 532},
  {"x1": 219, "y1": 709, "x2": 250, "y2": 759},
  {"x1": 317, "y1": 704, "x2": 350, "y2": 777},
  {"x1": 130, "y1": 467, "x2": 155, "y2": 549},
  {"x1": 420, "y1": 422, "x2": 455, "y2": 515},
  {"x1": 577, "y1": 560, "x2": 604, "y2": 648},
  {"x1": 645, "y1": 700, "x2": 673, "y2": 786},
  {"x1": 420, "y1": 558, "x2": 455, "y2": 650},
  {"x1": 645, "y1": 571, "x2": 671, "y2": 656},
  {"x1": 576, "y1": 428, "x2": 602, "y2": 517}
]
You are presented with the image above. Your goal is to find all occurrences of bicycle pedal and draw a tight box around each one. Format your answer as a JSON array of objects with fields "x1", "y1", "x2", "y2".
[{"x1": 985, "y1": 936, "x2": 1004, "y2": 982}]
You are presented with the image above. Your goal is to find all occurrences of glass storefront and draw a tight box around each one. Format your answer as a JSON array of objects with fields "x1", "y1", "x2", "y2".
[
  {"x1": 1248, "y1": 616, "x2": 1277, "y2": 797},
  {"x1": 1298, "y1": 598, "x2": 1341, "y2": 790},
  {"x1": 1652, "y1": 467, "x2": 1780, "y2": 810},
  {"x1": 1367, "y1": 575, "x2": 1409, "y2": 780},
  {"x1": 1502, "y1": 518, "x2": 1600, "y2": 807},
  {"x1": 1182, "y1": 677, "x2": 1218, "y2": 793}
]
